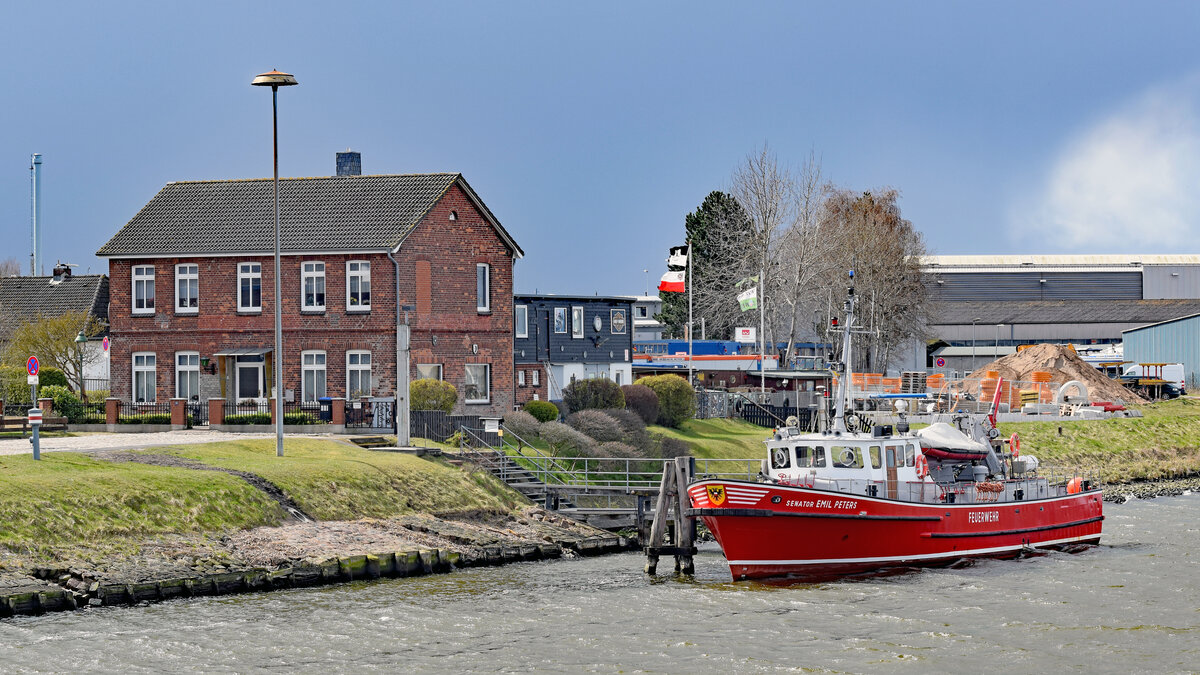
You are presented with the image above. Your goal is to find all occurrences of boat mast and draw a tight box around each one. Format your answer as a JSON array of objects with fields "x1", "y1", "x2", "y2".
[{"x1": 832, "y1": 271, "x2": 856, "y2": 433}]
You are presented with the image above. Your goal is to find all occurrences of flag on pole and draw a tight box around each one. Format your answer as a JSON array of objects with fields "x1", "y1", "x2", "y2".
[
  {"x1": 735, "y1": 275, "x2": 759, "y2": 289},
  {"x1": 737, "y1": 286, "x2": 758, "y2": 311},
  {"x1": 667, "y1": 246, "x2": 688, "y2": 269},
  {"x1": 658, "y1": 270, "x2": 685, "y2": 293}
]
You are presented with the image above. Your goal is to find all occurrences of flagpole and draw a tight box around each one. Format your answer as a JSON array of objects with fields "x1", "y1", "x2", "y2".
[
  {"x1": 759, "y1": 264, "x2": 765, "y2": 395},
  {"x1": 687, "y1": 241, "x2": 694, "y2": 387}
]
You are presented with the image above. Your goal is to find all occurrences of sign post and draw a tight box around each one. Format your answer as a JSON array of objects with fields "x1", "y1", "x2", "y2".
[
  {"x1": 26, "y1": 356, "x2": 39, "y2": 411},
  {"x1": 28, "y1": 408, "x2": 42, "y2": 460}
]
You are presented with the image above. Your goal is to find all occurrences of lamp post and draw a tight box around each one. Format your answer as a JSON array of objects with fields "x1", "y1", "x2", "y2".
[
  {"x1": 74, "y1": 330, "x2": 88, "y2": 402},
  {"x1": 252, "y1": 69, "x2": 298, "y2": 458},
  {"x1": 971, "y1": 317, "x2": 981, "y2": 373},
  {"x1": 995, "y1": 324, "x2": 1004, "y2": 360}
]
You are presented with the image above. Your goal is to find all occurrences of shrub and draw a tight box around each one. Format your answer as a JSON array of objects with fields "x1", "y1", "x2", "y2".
[
  {"x1": 283, "y1": 412, "x2": 319, "y2": 425},
  {"x1": 566, "y1": 410, "x2": 625, "y2": 443},
  {"x1": 39, "y1": 384, "x2": 83, "y2": 422},
  {"x1": 411, "y1": 378, "x2": 457, "y2": 413},
  {"x1": 523, "y1": 399, "x2": 560, "y2": 423},
  {"x1": 223, "y1": 412, "x2": 271, "y2": 425},
  {"x1": 603, "y1": 408, "x2": 652, "y2": 450},
  {"x1": 503, "y1": 409, "x2": 542, "y2": 439},
  {"x1": 655, "y1": 436, "x2": 693, "y2": 459},
  {"x1": 640, "y1": 375, "x2": 696, "y2": 428},
  {"x1": 563, "y1": 378, "x2": 625, "y2": 413},
  {"x1": 622, "y1": 384, "x2": 659, "y2": 425},
  {"x1": 38, "y1": 367, "x2": 69, "y2": 390},
  {"x1": 118, "y1": 413, "x2": 172, "y2": 425},
  {"x1": 596, "y1": 441, "x2": 642, "y2": 458},
  {"x1": 539, "y1": 421, "x2": 596, "y2": 456}
]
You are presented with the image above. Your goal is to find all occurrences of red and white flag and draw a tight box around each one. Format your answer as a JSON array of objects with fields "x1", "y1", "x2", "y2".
[{"x1": 658, "y1": 271, "x2": 685, "y2": 293}]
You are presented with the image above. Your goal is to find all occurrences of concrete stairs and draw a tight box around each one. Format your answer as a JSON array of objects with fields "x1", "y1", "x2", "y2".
[{"x1": 447, "y1": 450, "x2": 575, "y2": 510}]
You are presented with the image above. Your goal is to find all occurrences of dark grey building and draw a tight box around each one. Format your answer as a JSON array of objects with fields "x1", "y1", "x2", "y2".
[{"x1": 514, "y1": 294, "x2": 634, "y2": 404}]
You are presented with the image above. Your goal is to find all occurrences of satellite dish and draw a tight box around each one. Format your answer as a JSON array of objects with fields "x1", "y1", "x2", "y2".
[{"x1": 785, "y1": 415, "x2": 799, "y2": 427}]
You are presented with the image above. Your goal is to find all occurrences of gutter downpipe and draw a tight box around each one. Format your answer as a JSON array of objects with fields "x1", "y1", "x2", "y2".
[{"x1": 388, "y1": 249, "x2": 410, "y2": 446}]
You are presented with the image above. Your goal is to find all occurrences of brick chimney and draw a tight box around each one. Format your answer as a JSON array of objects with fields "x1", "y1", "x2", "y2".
[{"x1": 336, "y1": 150, "x2": 362, "y2": 176}]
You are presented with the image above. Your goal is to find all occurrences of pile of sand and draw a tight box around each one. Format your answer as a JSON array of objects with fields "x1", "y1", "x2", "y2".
[{"x1": 966, "y1": 343, "x2": 1145, "y2": 404}]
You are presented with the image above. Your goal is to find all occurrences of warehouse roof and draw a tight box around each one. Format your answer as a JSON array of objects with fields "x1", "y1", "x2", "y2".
[{"x1": 930, "y1": 299, "x2": 1200, "y2": 325}]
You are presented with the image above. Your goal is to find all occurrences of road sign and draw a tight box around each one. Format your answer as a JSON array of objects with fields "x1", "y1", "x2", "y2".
[
  {"x1": 935, "y1": 357, "x2": 946, "y2": 368},
  {"x1": 27, "y1": 375, "x2": 38, "y2": 386},
  {"x1": 26, "y1": 356, "x2": 39, "y2": 377},
  {"x1": 102, "y1": 336, "x2": 110, "y2": 352}
]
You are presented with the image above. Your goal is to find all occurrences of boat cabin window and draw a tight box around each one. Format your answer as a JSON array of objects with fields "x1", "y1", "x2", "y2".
[
  {"x1": 886, "y1": 445, "x2": 901, "y2": 468},
  {"x1": 794, "y1": 446, "x2": 823, "y2": 468},
  {"x1": 905, "y1": 444, "x2": 916, "y2": 467},
  {"x1": 770, "y1": 447, "x2": 791, "y2": 469},
  {"x1": 830, "y1": 446, "x2": 864, "y2": 469},
  {"x1": 868, "y1": 446, "x2": 882, "y2": 469}
]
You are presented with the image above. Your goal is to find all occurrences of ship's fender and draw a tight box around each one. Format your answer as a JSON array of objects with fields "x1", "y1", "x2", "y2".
[{"x1": 1009, "y1": 433, "x2": 1020, "y2": 458}]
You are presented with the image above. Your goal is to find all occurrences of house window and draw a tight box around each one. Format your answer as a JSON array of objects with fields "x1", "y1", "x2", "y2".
[
  {"x1": 515, "y1": 305, "x2": 528, "y2": 338},
  {"x1": 175, "y1": 264, "x2": 198, "y2": 314},
  {"x1": 532, "y1": 369, "x2": 540, "y2": 386},
  {"x1": 302, "y1": 351, "x2": 326, "y2": 402},
  {"x1": 347, "y1": 261, "x2": 371, "y2": 310},
  {"x1": 133, "y1": 352, "x2": 156, "y2": 402},
  {"x1": 238, "y1": 263, "x2": 262, "y2": 312},
  {"x1": 554, "y1": 307, "x2": 567, "y2": 334},
  {"x1": 132, "y1": 265, "x2": 155, "y2": 315},
  {"x1": 477, "y1": 263, "x2": 490, "y2": 313},
  {"x1": 416, "y1": 363, "x2": 443, "y2": 380},
  {"x1": 464, "y1": 364, "x2": 490, "y2": 404},
  {"x1": 176, "y1": 352, "x2": 200, "y2": 401},
  {"x1": 517, "y1": 370, "x2": 526, "y2": 387},
  {"x1": 572, "y1": 306, "x2": 584, "y2": 338},
  {"x1": 347, "y1": 351, "x2": 372, "y2": 398},
  {"x1": 302, "y1": 261, "x2": 326, "y2": 311},
  {"x1": 635, "y1": 305, "x2": 648, "y2": 318}
]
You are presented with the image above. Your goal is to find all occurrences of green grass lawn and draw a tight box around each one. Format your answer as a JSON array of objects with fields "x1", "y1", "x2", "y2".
[
  {"x1": 650, "y1": 418, "x2": 770, "y2": 460},
  {"x1": 0, "y1": 438, "x2": 525, "y2": 563}
]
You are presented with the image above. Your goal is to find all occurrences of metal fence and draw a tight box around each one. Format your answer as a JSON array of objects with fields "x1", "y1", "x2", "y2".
[
  {"x1": 116, "y1": 401, "x2": 172, "y2": 424},
  {"x1": 738, "y1": 405, "x2": 815, "y2": 430},
  {"x1": 410, "y1": 410, "x2": 489, "y2": 442},
  {"x1": 346, "y1": 399, "x2": 395, "y2": 430}
]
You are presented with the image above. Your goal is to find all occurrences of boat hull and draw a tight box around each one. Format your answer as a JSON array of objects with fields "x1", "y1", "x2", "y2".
[{"x1": 688, "y1": 479, "x2": 1103, "y2": 581}]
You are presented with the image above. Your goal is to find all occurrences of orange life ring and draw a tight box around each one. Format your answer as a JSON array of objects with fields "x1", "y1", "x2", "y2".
[
  {"x1": 915, "y1": 453, "x2": 929, "y2": 479},
  {"x1": 1010, "y1": 433, "x2": 1020, "y2": 459}
]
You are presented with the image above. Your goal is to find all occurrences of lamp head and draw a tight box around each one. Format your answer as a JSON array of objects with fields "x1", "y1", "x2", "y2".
[
  {"x1": 252, "y1": 70, "x2": 298, "y2": 87},
  {"x1": 75, "y1": 331, "x2": 88, "y2": 344}
]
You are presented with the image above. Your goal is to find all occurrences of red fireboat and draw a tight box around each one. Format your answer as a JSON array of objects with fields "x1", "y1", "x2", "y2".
[{"x1": 688, "y1": 272, "x2": 1103, "y2": 581}]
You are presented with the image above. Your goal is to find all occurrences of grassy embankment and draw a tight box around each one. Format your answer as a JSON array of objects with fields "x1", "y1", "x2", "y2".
[{"x1": 0, "y1": 438, "x2": 524, "y2": 564}]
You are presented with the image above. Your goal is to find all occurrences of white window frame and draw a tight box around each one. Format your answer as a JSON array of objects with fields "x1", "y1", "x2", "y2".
[
  {"x1": 477, "y1": 263, "x2": 491, "y2": 313},
  {"x1": 133, "y1": 352, "x2": 157, "y2": 402},
  {"x1": 572, "y1": 306, "x2": 584, "y2": 338},
  {"x1": 301, "y1": 261, "x2": 326, "y2": 312},
  {"x1": 174, "y1": 264, "x2": 198, "y2": 315},
  {"x1": 347, "y1": 350, "x2": 372, "y2": 398},
  {"x1": 416, "y1": 363, "x2": 443, "y2": 381},
  {"x1": 464, "y1": 363, "x2": 491, "y2": 404},
  {"x1": 238, "y1": 263, "x2": 262, "y2": 312},
  {"x1": 347, "y1": 261, "x2": 371, "y2": 311},
  {"x1": 302, "y1": 350, "x2": 327, "y2": 403},
  {"x1": 515, "y1": 305, "x2": 528, "y2": 338},
  {"x1": 132, "y1": 265, "x2": 155, "y2": 315},
  {"x1": 532, "y1": 369, "x2": 540, "y2": 386},
  {"x1": 554, "y1": 307, "x2": 567, "y2": 334},
  {"x1": 175, "y1": 351, "x2": 200, "y2": 401},
  {"x1": 517, "y1": 370, "x2": 526, "y2": 387}
]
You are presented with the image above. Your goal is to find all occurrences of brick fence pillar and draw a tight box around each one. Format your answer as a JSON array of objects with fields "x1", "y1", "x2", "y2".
[
  {"x1": 209, "y1": 398, "x2": 225, "y2": 426},
  {"x1": 106, "y1": 398, "x2": 120, "y2": 424},
  {"x1": 269, "y1": 398, "x2": 278, "y2": 425},
  {"x1": 38, "y1": 398, "x2": 53, "y2": 416},
  {"x1": 170, "y1": 398, "x2": 186, "y2": 426},
  {"x1": 331, "y1": 397, "x2": 346, "y2": 426}
]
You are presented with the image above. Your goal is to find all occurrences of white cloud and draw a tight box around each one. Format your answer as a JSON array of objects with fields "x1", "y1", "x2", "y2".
[{"x1": 1024, "y1": 77, "x2": 1200, "y2": 250}]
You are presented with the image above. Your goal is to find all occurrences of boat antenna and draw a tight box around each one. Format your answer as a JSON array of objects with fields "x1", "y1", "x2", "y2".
[{"x1": 831, "y1": 270, "x2": 855, "y2": 433}]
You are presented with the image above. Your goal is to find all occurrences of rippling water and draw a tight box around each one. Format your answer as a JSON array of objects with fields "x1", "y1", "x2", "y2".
[{"x1": 1, "y1": 494, "x2": 1197, "y2": 674}]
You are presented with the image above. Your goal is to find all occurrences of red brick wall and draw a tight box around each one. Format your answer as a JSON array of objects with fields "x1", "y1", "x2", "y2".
[
  {"x1": 513, "y1": 362, "x2": 548, "y2": 407},
  {"x1": 107, "y1": 181, "x2": 516, "y2": 417}
]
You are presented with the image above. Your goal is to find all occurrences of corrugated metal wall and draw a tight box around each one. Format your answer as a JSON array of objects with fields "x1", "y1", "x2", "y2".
[
  {"x1": 930, "y1": 271, "x2": 1142, "y2": 301},
  {"x1": 1123, "y1": 315, "x2": 1200, "y2": 388},
  {"x1": 1142, "y1": 265, "x2": 1200, "y2": 299}
]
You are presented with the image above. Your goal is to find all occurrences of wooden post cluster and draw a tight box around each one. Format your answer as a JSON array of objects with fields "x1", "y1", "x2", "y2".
[{"x1": 644, "y1": 456, "x2": 698, "y2": 575}]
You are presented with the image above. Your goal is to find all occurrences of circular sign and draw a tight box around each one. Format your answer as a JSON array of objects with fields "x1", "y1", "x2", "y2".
[
  {"x1": 935, "y1": 357, "x2": 946, "y2": 368},
  {"x1": 26, "y1": 356, "x2": 39, "y2": 377},
  {"x1": 102, "y1": 336, "x2": 110, "y2": 352}
]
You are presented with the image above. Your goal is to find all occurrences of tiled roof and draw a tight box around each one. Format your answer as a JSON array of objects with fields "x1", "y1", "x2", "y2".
[
  {"x1": 930, "y1": 299, "x2": 1200, "y2": 325},
  {"x1": 96, "y1": 173, "x2": 522, "y2": 257},
  {"x1": 0, "y1": 274, "x2": 109, "y2": 344}
]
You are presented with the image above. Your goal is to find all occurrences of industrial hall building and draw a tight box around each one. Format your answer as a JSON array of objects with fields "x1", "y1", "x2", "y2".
[
  {"x1": 922, "y1": 255, "x2": 1200, "y2": 374},
  {"x1": 96, "y1": 152, "x2": 523, "y2": 419}
]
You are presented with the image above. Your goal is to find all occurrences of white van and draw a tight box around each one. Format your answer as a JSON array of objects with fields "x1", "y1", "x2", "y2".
[{"x1": 1121, "y1": 363, "x2": 1186, "y2": 393}]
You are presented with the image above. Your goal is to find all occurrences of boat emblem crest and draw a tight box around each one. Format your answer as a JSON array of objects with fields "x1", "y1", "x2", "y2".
[{"x1": 706, "y1": 485, "x2": 726, "y2": 506}]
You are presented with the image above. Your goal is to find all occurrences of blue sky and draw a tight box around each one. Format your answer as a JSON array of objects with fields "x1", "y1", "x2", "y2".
[{"x1": 3, "y1": 1, "x2": 1200, "y2": 295}]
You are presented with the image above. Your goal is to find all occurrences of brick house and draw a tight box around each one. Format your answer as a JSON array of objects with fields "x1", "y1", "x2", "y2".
[
  {"x1": 513, "y1": 294, "x2": 633, "y2": 406},
  {"x1": 96, "y1": 154, "x2": 522, "y2": 419}
]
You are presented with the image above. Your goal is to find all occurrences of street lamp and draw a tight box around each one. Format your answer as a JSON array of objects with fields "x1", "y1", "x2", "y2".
[
  {"x1": 971, "y1": 317, "x2": 981, "y2": 373},
  {"x1": 74, "y1": 330, "x2": 88, "y2": 402},
  {"x1": 995, "y1": 324, "x2": 1005, "y2": 360},
  {"x1": 252, "y1": 68, "x2": 298, "y2": 458}
]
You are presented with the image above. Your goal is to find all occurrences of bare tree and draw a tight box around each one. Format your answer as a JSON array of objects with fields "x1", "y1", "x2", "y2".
[
  {"x1": 1, "y1": 310, "x2": 106, "y2": 395},
  {"x1": 0, "y1": 258, "x2": 21, "y2": 277}
]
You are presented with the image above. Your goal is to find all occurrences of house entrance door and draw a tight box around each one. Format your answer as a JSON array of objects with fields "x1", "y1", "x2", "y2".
[{"x1": 235, "y1": 356, "x2": 265, "y2": 403}]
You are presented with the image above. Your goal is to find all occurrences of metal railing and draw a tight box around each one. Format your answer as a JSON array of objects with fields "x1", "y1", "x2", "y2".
[
  {"x1": 282, "y1": 401, "x2": 330, "y2": 425},
  {"x1": 117, "y1": 401, "x2": 172, "y2": 424}
]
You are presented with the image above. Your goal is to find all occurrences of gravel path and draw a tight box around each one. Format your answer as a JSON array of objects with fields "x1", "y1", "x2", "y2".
[{"x1": 0, "y1": 430, "x2": 330, "y2": 456}]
